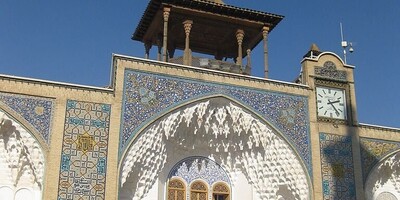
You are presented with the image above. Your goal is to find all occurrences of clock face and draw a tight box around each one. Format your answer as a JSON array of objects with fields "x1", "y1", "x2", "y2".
[{"x1": 316, "y1": 87, "x2": 347, "y2": 119}]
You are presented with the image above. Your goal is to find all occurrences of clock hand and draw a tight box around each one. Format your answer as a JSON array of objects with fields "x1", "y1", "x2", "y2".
[
  {"x1": 327, "y1": 100, "x2": 340, "y2": 105},
  {"x1": 328, "y1": 100, "x2": 340, "y2": 116}
]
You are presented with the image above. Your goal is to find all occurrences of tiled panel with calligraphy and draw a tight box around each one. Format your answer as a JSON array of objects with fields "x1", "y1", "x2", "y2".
[
  {"x1": 320, "y1": 133, "x2": 356, "y2": 200},
  {"x1": 58, "y1": 100, "x2": 111, "y2": 200}
]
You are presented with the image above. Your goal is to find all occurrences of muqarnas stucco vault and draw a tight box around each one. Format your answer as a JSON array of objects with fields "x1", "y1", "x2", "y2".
[
  {"x1": 121, "y1": 70, "x2": 311, "y2": 172},
  {"x1": 0, "y1": 92, "x2": 54, "y2": 144},
  {"x1": 320, "y1": 133, "x2": 356, "y2": 200},
  {"x1": 365, "y1": 151, "x2": 400, "y2": 200},
  {"x1": 120, "y1": 97, "x2": 310, "y2": 200},
  {"x1": 360, "y1": 137, "x2": 400, "y2": 181},
  {"x1": 58, "y1": 100, "x2": 111, "y2": 200}
]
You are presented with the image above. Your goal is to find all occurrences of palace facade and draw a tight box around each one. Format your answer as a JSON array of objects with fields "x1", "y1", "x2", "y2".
[{"x1": 0, "y1": 0, "x2": 399, "y2": 200}]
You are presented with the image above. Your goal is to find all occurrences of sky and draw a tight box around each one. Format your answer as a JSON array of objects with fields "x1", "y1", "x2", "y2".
[{"x1": 0, "y1": 0, "x2": 399, "y2": 128}]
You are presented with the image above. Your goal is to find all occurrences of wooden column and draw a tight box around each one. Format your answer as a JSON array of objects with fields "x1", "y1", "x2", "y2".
[
  {"x1": 183, "y1": 20, "x2": 193, "y2": 66},
  {"x1": 236, "y1": 29, "x2": 245, "y2": 66},
  {"x1": 144, "y1": 42, "x2": 152, "y2": 59},
  {"x1": 162, "y1": 7, "x2": 171, "y2": 62},
  {"x1": 156, "y1": 38, "x2": 162, "y2": 61},
  {"x1": 246, "y1": 48, "x2": 251, "y2": 74},
  {"x1": 262, "y1": 26, "x2": 270, "y2": 78}
]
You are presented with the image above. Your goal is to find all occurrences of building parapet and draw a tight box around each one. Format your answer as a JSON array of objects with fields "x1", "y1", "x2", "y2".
[
  {"x1": 113, "y1": 54, "x2": 311, "y2": 91},
  {"x1": 359, "y1": 123, "x2": 400, "y2": 133},
  {"x1": 0, "y1": 73, "x2": 114, "y2": 94}
]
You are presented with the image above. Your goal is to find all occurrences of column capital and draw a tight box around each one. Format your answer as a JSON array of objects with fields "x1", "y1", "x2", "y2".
[
  {"x1": 163, "y1": 7, "x2": 171, "y2": 22},
  {"x1": 246, "y1": 49, "x2": 251, "y2": 55},
  {"x1": 262, "y1": 26, "x2": 270, "y2": 38},
  {"x1": 236, "y1": 29, "x2": 245, "y2": 44},
  {"x1": 183, "y1": 20, "x2": 193, "y2": 36}
]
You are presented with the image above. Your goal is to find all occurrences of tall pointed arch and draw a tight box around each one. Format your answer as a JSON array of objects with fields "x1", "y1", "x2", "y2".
[
  {"x1": 0, "y1": 109, "x2": 46, "y2": 200},
  {"x1": 365, "y1": 149, "x2": 400, "y2": 200},
  {"x1": 119, "y1": 96, "x2": 312, "y2": 199}
]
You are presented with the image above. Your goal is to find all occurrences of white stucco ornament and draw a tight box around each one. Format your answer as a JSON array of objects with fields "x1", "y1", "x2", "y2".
[{"x1": 120, "y1": 98, "x2": 310, "y2": 200}]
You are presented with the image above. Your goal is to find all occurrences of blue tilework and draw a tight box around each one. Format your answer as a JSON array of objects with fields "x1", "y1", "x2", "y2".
[
  {"x1": 169, "y1": 156, "x2": 231, "y2": 186},
  {"x1": 0, "y1": 92, "x2": 54, "y2": 144},
  {"x1": 360, "y1": 137, "x2": 400, "y2": 182},
  {"x1": 320, "y1": 133, "x2": 356, "y2": 200},
  {"x1": 121, "y1": 70, "x2": 311, "y2": 173},
  {"x1": 58, "y1": 100, "x2": 111, "y2": 200}
]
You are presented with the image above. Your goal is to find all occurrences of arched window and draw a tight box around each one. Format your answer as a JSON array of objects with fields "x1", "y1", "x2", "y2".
[
  {"x1": 190, "y1": 181, "x2": 208, "y2": 200},
  {"x1": 212, "y1": 182, "x2": 230, "y2": 200},
  {"x1": 167, "y1": 179, "x2": 186, "y2": 200}
]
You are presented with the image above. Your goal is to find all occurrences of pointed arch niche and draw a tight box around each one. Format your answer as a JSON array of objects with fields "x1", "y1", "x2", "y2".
[
  {"x1": 119, "y1": 96, "x2": 311, "y2": 200},
  {"x1": 167, "y1": 157, "x2": 231, "y2": 200},
  {"x1": 0, "y1": 109, "x2": 45, "y2": 200},
  {"x1": 365, "y1": 150, "x2": 400, "y2": 200}
]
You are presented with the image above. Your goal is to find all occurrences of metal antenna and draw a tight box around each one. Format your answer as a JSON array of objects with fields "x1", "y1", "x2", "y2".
[
  {"x1": 340, "y1": 23, "x2": 354, "y2": 64},
  {"x1": 340, "y1": 23, "x2": 348, "y2": 63}
]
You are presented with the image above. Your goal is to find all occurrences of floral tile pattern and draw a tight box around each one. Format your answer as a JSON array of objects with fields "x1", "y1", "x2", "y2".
[
  {"x1": 121, "y1": 70, "x2": 311, "y2": 173},
  {"x1": 58, "y1": 100, "x2": 111, "y2": 200},
  {"x1": 360, "y1": 137, "x2": 400, "y2": 181},
  {"x1": 320, "y1": 133, "x2": 356, "y2": 200},
  {"x1": 0, "y1": 92, "x2": 54, "y2": 144}
]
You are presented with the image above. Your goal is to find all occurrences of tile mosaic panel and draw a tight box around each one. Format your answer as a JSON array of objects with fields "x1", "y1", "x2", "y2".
[
  {"x1": 320, "y1": 133, "x2": 356, "y2": 200},
  {"x1": 0, "y1": 92, "x2": 54, "y2": 144},
  {"x1": 58, "y1": 100, "x2": 111, "y2": 200},
  {"x1": 360, "y1": 137, "x2": 400, "y2": 181},
  {"x1": 314, "y1": 61, "x2": 347, "y2": 81},
  {"x1": 121, "y1": 70, "x2": 311, "y2": 173},
  {"x1": 169, "y1": 157, "x2": 230, "y2": 186}
]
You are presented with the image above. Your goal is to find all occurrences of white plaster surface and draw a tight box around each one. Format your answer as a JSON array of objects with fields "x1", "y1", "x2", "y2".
[
  {"x1": 365, "y1": 151, "x2": 400, "y2": 200},
  {"x1": 0, "y1": 111, "x2": 44, "y2": 200},
  {"x1": 120, "y1": 98, "x2": 309, "y2": 200}
]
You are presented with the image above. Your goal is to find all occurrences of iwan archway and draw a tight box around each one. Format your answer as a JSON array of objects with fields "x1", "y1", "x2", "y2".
[
  {"x1": 119, "y1": 96, "x2": 311, "y2": 200},
  {"x1": 0, "y1": 109, "x2": 46, "y2": 200}
]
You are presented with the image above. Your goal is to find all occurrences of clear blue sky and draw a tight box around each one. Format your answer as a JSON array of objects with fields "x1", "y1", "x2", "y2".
[{"x1": 1, "y1": 1, "x2": 399, "y2": 128}]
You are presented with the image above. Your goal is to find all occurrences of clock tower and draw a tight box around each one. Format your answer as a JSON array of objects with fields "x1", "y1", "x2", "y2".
[{"x1": 299, "y1": 44, "x2": 358, "y2": 125}]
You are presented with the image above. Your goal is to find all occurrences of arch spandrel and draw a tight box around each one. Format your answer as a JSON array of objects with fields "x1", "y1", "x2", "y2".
[
  {"x1": 120, "y1": 71, "x2": 311, "y2": 174},
  {"x1": 0, "y1": 92, "x2": 54, "y2": 146},
  {"x1": 0, "y1": 103, "x2": 49, "y2": 151},
  {"x1": 365, "y1": 150, "x2": 400, "y2": 200},
  {"x1": 119, "y1": 97, "x2": 311, "y2": 200}
]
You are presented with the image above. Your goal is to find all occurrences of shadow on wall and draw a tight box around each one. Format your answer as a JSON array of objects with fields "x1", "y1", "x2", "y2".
[
  {"x1": 320, "y1": 131, "x2": 357, "y2": 199},
  {"x1": 119, "y1": 97, "x2": 309, "y2": 200},
  {"x1": 0, "y1": 111, "x2": 45, "y2": 199},
  {"x1": 364, "y1": 149, "x2": 400, "y2": 199}
]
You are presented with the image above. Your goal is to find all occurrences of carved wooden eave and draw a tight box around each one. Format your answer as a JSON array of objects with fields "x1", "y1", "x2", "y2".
[{"x1": 132, "y1": 0, "x2": 284, "y2": 59}]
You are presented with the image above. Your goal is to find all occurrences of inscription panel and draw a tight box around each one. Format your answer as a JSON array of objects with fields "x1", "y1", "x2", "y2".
[
  {"x1": 320, "y1": 133, "x2": 356, "y2": 200},
  {"x1": 58, "y1": 100, "x2": 111, "y2": 200}
]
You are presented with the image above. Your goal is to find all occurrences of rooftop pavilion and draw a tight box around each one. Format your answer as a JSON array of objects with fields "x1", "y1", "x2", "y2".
[{"x1": 132, "y1": 0, "x2": 284, "y2": 77}]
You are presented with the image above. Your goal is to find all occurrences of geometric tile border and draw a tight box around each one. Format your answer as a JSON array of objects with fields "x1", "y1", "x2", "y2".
[
  {"x1": 320, "y1": 133, "x2": 356, "y2": 200},
  {"x1": 0, "y1": 92, "x2": 54, "y2": 144},
  {"x1": 360, "y1": 137, "x2": 400, "y2": 182},
  {"x1": 121, "y1": 69, "x2": 311, "y2": 174},
  {"x1": 58, "y1": 100, "x2": 111, "y2": 200}
]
